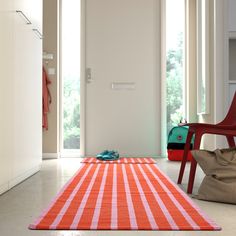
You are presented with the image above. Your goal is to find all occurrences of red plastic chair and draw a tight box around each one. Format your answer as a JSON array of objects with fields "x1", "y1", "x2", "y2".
[{"x1": 177, "y1": 92, "x2": 236, "y2": 194}]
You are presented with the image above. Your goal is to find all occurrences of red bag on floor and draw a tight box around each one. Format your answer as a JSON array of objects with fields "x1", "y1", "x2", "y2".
[{"x1": 167, "y1": 149, "x2": 193, "y2": 161}]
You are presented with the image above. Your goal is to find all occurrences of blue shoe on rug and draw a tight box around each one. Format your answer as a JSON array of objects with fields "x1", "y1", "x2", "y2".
[
  {"x1": 96, "y1": 150, "x2": 109, "y2": 160},
  {"x1": 111, "y1": 150, "x2": 119, "y2": 160},
  {"x1": 102, "y1": 150, "x2": 119, "y2": 160}
]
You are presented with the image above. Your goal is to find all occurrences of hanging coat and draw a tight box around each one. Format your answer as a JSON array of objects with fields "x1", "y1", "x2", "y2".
[{"x1": 42, "y1": 67, "x2": 52, "y2": 130}]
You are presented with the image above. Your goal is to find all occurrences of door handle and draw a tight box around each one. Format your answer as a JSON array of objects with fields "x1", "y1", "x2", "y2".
[
  {"x1": 16, "y1": 10, "x2": 32, "y2": 25},
  {"x1": 86, "y1": 68, "x2": 93, "y2": 83},
  {"x1": 32, "y1": 28, "x2": 44, "y2": 39}
]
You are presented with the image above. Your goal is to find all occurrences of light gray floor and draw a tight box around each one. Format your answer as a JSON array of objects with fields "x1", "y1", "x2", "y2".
[{"x1": 0, "y1": 158, "x2": 236, "y2": 236}]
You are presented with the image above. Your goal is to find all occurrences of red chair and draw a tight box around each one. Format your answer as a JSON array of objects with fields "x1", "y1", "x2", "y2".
[{"x1": 177, "y1": 92, "x2": 236, "y2": 194}]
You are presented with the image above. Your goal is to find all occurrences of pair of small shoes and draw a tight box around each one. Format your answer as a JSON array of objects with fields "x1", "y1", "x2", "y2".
[
  {"x1": 102, "y1": 150, "x2": 119, "y2": 160},
  {"x1": 96, "y1": 150, "x2": 119, "y2": 161},
  {"x1": 96, "y1": 150, "x2": 109, "y2": 159}
]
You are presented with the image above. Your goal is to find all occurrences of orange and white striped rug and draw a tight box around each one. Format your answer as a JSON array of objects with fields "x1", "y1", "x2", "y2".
[
  {"x1": 29, "y1": 163, "x2": 221, "y2": 230},
  {"x1": 81, "y1": 157, "x2": 156, "y2": 164}
]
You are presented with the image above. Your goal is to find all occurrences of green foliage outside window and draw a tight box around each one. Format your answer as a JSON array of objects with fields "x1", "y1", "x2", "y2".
[
  {"x1": 166, "y1": 32, "x2": 184, "y2": 135},
  {"x1": 63, "y1": 75, "x2": 80, "y2": 149}
]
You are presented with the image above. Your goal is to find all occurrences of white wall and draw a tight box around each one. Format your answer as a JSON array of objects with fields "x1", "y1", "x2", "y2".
[
  {"x1": 0, "y1": 0, "x2": 14, "y2": 193},
  {"x1": 198, "y1": 0, "x2": 228, "y2": 150},
  {"x1": 0, "y1": 0, "x2": 42, "y2": 194},
  {"x1": 228, "y1": 0, "x2": 236, "y2": 32}
]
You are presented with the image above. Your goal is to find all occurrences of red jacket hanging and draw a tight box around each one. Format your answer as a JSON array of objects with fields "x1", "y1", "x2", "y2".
[{"x1": 42, "y1": 67, "x2": 52, "y2": 130}]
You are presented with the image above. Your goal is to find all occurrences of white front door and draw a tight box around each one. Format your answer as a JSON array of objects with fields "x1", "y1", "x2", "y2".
[{"x1": 85, "y1": 0, "x2": 161, "y2": 157}]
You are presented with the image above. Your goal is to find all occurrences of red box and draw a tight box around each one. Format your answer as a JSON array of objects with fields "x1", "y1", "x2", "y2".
[{"x1": 167, "y1": 149, "x2": 193, "y2": 161}]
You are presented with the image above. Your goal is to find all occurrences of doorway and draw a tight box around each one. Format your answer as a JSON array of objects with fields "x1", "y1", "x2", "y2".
[
  {"x1": 84, "y1": 0, "x2": 161, "y2": 157},
  {"x1": 60, "y1": 0, "x2": 162, "y2": 157}
]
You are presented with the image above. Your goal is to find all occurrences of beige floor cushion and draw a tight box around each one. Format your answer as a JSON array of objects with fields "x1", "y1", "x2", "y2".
[{"x1": 191, "y1": 147, "x2": 236, "y2": 204}]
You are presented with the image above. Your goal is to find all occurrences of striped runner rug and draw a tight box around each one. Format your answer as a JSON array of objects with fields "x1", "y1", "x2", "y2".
[
  {"x1": 29, "y1": 163, "x2": 221, "y2": 230},
  {"x1": 81, "y1": 157, "x2": 156, "y2": 164}
]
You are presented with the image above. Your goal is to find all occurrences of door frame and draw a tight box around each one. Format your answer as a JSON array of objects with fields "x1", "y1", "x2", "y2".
[
  {"x1": 80, "y1": 0, "x2": 86, "y2": 157},
  {"x1": 80, "y1": 0, "x2": 162, "y2": 156}
]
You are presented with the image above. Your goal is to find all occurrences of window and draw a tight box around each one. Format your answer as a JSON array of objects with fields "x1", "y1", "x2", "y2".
[
  {"x1": 166, "y1": 0, "x2": 185, "y2": 135},
  {"x1": 197, "y1": 0, "x2": 210, "y2": 114},
  {"x1": 61, "y1": 0, "x2": 81, "y2": 155}
]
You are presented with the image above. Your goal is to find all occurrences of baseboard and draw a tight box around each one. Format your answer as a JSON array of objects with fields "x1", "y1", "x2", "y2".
[
  {"x1": 60, "y1": 153, "x2": 82, "y2": 158},
  {"x1": 0, "y1": 164, "x2": 41, "y2": 195},
  {"x1": 9, "y1": 164, "x2": 41, "y2": 189},
  {"x1": 43, "y1": 153, "x2": 60, "y2": 159}
]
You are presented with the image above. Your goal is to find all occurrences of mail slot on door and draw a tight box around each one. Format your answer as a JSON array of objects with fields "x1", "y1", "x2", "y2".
[{"x1": 111, "y1": 82, "x2": 136, "y2": 90}]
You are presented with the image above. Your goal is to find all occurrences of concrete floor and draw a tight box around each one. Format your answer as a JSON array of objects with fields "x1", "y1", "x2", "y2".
[{"x1": 0, "y1": 158, "x2": 236, "y2": 236}]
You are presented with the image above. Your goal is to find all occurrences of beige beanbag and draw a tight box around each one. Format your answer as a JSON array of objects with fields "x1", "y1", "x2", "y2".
[{"x1": 191, "y1": 147, "x2": 236, "y2": 204}]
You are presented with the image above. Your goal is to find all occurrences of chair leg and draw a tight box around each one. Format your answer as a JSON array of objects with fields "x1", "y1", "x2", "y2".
[
  {"x1": 226, "y1": 135, "x2": 235, "y2": 148},
  {"x1": 187, "y1": 133, "x2": 202, "y2": 194},
  {"x1": 177, "y1": 131, "x2": 194, "y2": 184},
  {"x1": 187, "y1": 158, "x2": 197, "y2": 194}
]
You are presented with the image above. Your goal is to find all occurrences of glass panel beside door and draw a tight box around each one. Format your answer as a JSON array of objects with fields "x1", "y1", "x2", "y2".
[{"x1": 60, "y1": 0, "x2": 81, "y2": 156}]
